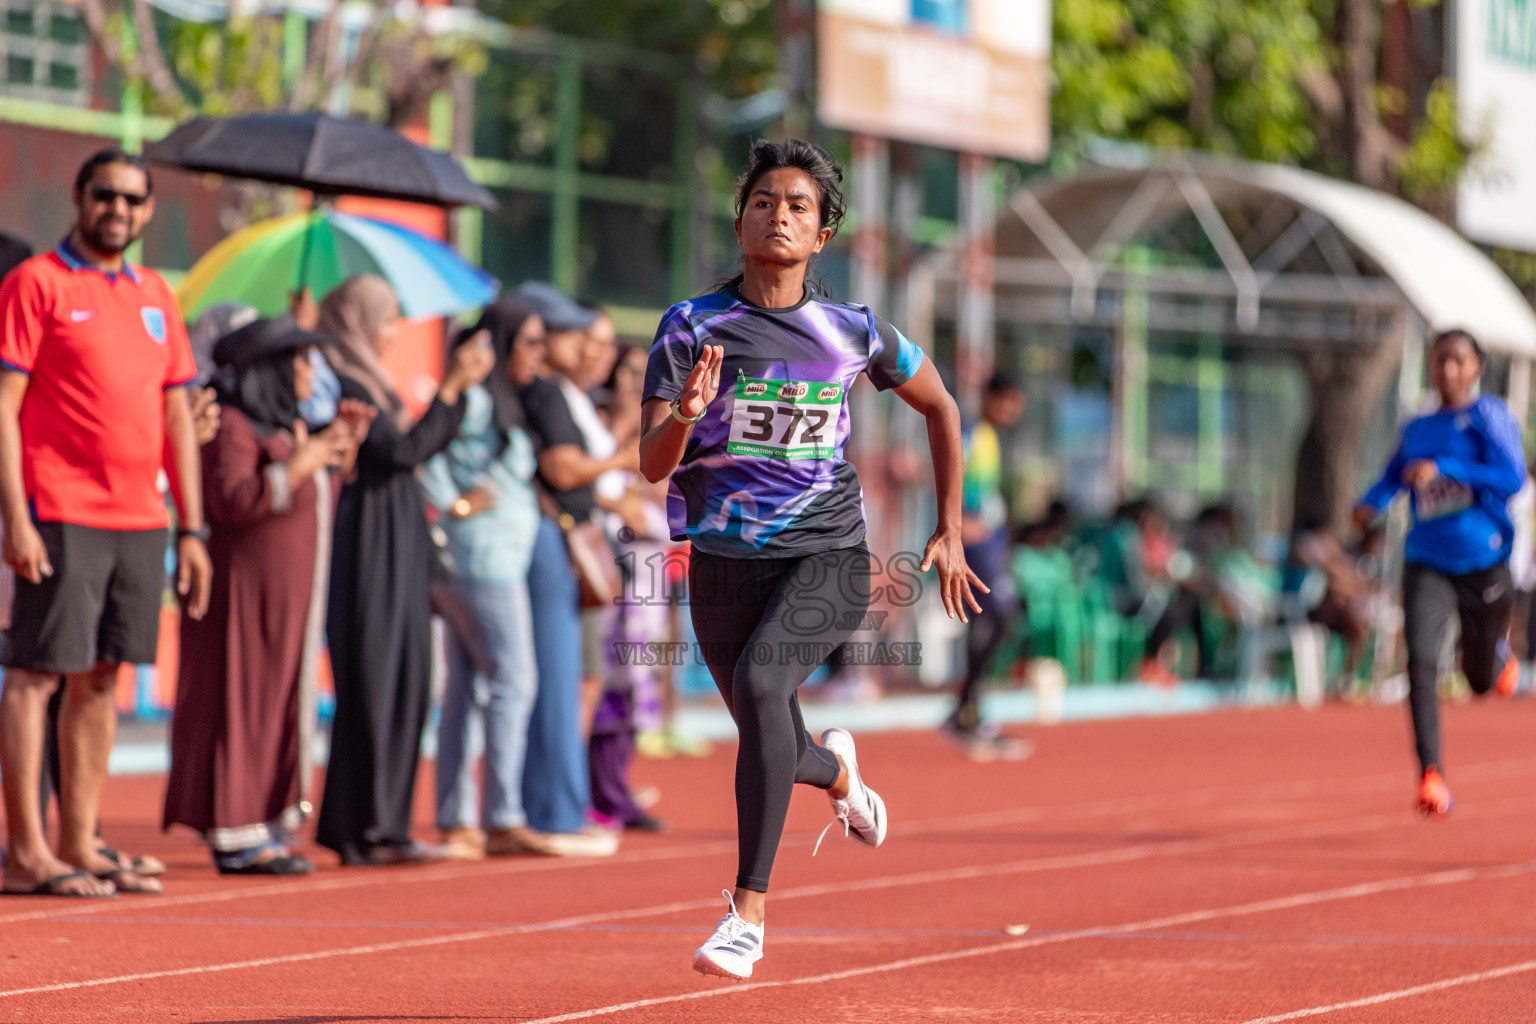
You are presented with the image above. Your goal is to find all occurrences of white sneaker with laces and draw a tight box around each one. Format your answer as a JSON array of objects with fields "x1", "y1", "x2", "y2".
[
  {"x1": 815, "y1": 728, "x2": 888, "y2": 854},
  {"x1": 692, "y1": 890, "x2": 764, "y2": 980}
]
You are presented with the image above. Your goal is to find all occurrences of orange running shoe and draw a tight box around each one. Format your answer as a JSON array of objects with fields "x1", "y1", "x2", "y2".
[
  {"x1": 1416, "y1": 767, "x2": 1454, "y2": 818},
  {"x1": 1495, "y1": 657, "x2": 1520, "y2": 697},
  {"x1": 1139, "y1": 658, "x2": 1179, "y2": 687}
]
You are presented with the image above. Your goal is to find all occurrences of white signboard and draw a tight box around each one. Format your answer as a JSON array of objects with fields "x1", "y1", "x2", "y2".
[
  {"x1": 817, "y1": 0, "x2": 1051, "y2": 161},
  {"x1": 1458, "y1": 0, "x2": 1536, "y2": 251}
]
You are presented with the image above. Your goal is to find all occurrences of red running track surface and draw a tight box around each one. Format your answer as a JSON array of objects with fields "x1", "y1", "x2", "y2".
[{"x1": 3, "y1": 700, "x2": 1536, "y2": 1023}]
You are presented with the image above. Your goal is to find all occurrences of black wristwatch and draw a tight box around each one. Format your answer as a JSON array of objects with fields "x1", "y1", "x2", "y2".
[{"x1": 177, "y1": 524, "x2": 211, "y2": 543}]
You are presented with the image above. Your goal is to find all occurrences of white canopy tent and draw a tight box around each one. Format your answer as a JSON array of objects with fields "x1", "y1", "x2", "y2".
[
  {"x1": 1239, "y1": 161, "x2": 1536, "y2": 358},
  {"x1": 907, "y1": 153, "x2": 1536, "y2": 427},
  {"x1": 898, "y1": 153, "x2": 1536, "y2": 524}
]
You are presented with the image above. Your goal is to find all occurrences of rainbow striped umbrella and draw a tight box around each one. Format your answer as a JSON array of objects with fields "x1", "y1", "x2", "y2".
[{"x1": 177, "y1": 208, "x2": 497, "y2": 321}]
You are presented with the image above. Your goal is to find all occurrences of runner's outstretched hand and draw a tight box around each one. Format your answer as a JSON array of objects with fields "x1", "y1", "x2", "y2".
[
  {"x1": 676, "y1": 345, "x2": 725, "y2": 419},
  {"x1": 920, "y1": 529, "x2": 988, "y2": 624}
]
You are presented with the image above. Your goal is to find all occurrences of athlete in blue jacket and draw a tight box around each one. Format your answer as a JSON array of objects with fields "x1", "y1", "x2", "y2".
[{"x1": 1355, "y1": 329, "x2": 1527, "y2": 817}]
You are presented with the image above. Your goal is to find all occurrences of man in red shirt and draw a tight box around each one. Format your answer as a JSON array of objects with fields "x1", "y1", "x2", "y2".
[{"x1": 0, "y1": 149, "x2": 211, "y2": 898}]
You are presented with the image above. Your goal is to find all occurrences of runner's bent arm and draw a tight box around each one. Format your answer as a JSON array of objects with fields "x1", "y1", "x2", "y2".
[
  {"x1": 892, "y1": 358, "x2": 987, "y2": 621},
  {"x1": 639, "y1": 344, "x2": 723, "y2": 483},
  {"x1": 639, "y1": 398, "x2": 689, "y2": 483},
  {"x1": 1433, "y1": 409, "x2": 1527, "y2": 500}
]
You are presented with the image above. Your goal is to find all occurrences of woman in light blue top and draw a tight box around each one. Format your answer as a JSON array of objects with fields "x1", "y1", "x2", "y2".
[{"x1": 422, "y1": 300, "x2": 547, "y2": 856}]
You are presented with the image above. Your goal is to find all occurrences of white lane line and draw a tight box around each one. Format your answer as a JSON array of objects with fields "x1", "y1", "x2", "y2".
[
  {"x1": 1235, "y1": 959, "x2": 1536, "y2": 1023},
  {"x1": 5, "y1": 753, "x2": 1529, "y2": 934},
  {"x1": 4, "y1": 804, "x2": 1531, "y2": 1003},
  {"x1": 0, "y1": 840, "x2": 738, "y2": 926},
  {"x1": 513, "y1": 859, "x2": 1536, "y2": 1023},
  {"x1": 39, "y1": 803, "x2": 1492, "y2": 937},
  {"x1": 8, "y1": 753, "x2": 1502, "y2": 929}
]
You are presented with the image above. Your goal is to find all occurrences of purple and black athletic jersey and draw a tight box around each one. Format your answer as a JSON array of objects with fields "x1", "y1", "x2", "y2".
[{"x1": 643, "y1": 283, "x2": 925, "y2": 559}]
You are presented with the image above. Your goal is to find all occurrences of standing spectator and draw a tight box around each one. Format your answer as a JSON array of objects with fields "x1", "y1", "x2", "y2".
[
  {"x1": 0, "y1": 148, "x2": 211, "y2": 897},
  {"x1": 945, "y1": 372, "x2": 1028, "y2": 759},
  {"x1": 572, "y1": 305, "x2": 625, "y2": 733},
  {"x1": 591, "y1": 342, "x2": 667, "y2": 833},
  {"x1": 516, "y1": 282, "x2": 633, "y2": 853},
  {"x1": 421, "y1": 301, "x2": 561, "y2": 857},
  {"x1": 315, "y1": 275, "x2": 492, "y2": 866},
  {"x1": 27, "y1": 238, "x2": 194, "y2": 881},
  {"x1": 164, "y1": 318, "x2": 372, "y2": 874}
]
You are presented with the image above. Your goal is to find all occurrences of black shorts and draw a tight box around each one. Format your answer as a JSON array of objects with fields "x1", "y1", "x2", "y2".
[{"x1": 6, "y1": 522, "x2": 168, "y2": 674}]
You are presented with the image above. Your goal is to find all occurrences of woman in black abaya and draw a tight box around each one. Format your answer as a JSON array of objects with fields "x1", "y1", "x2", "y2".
[{"x1": 315, "y1": 275, "x2": 492, "y2": 865}]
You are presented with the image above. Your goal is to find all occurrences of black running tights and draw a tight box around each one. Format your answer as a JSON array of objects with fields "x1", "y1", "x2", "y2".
[
  {"x1": 689, "y1": 545, "x2": 871, "y2": 892},
  {"x1": 1403, "y1": 562, "x2": 1513, "y2": 773}
]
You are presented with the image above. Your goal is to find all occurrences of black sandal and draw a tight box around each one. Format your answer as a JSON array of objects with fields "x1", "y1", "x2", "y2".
[
  {"x1": 92, "y1": 867, "x2": 163, "y2": 894},
  {"x1": 217, "y1": 855, "x2": 313, "y2": 876},
  {"x1": 99, "y1": 846, "x2": 166, "y2": 879},
  {"x1": 2, "y1": 869, "x2": 117, "y2": 899}
]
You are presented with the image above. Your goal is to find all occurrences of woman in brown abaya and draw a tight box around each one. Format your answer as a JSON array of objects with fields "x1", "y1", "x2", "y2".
[{"x1": 163, "y1": 318, "x2": 372, "y2": 874}]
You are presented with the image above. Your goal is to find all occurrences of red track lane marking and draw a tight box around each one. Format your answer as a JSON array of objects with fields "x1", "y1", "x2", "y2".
[
  {"x1": 7, "y1": 754, "x2": 1529, "y2": 930},
  {"x1": 510, "y1": 860, "x2": 1536, "y2": 1024},
  {"x1": 3, "y1": 807, "x2": 1531, "y2": 1003},
  {"x1": 1235, "y1": 959, "x2": 1536, "y2": 1023}
]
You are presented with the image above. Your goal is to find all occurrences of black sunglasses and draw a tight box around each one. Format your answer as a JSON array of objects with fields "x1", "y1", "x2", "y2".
[{"x1": 87, "y1": 185, "x2": 150, "y2": 208}]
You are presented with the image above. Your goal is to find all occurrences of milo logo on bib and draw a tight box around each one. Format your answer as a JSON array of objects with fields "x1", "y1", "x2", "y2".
[{"x1": 728, "y1": 375, "x2": 843, "y2": 460}]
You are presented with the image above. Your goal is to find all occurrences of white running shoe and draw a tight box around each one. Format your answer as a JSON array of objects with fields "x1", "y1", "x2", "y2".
[
  {"x1": 815, "y1": 728, "x2": 888, "y2": 854},
  {"x1": 692, "y1": 889, "x2": 764, "y2": 980}
]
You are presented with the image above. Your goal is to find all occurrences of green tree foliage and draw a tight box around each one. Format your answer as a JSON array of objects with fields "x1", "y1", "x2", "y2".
[
  {"x1": 163, "y1": 15, "x2": 285, "y2": 116},
  {"x1": 1051, "y1": 0, "x2": 1480, "y2": 205},
  {"x1": 487, "y1": 0, "x2": 778, "y2": 99},
  {"x1": 85, "y1": 1, "x2": 481, "y2": 129},
  {"x1": 1052, "y1": 0, "x2": 1322, "y2": 165}
]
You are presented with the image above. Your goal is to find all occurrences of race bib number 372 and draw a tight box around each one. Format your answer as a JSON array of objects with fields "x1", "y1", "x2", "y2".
[{"x1": 727, "y1": 375, "x2": 843, "y2": 460}]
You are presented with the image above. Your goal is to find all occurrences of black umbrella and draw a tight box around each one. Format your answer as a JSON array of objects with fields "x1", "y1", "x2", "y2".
[{"x1": 145, "y1": 111, "x2": 497, "y2": 210}]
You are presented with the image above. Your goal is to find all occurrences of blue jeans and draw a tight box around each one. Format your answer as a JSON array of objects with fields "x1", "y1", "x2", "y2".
[
  {"x1": 435, "y1": 578, "x2": 538, "y2": 831},
  {"x1": 521, "y1": 515, "x2": 590, "y2": 833}
]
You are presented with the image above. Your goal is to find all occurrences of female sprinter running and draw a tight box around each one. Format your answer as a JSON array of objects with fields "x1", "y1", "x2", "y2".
[
  {"x1": 1354, "y1": 328, "x2": 1526, "y2": 817},
  {"x1": 640, "y1": 139, "x2": 984, "y2": 980}
]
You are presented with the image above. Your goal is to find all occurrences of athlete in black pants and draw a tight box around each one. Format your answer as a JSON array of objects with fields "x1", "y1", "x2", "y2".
[
  {"x1": 1354, "y1": 329, "x2": 1526, "y2": 817},
  {"x1": 947, "y1": 373, "x2": 1027, "y2": 757},
  {"x1": 639, "y1": 139, "x2": 982, "y2": 980},
  {"x1": 689, "y1": 546, "x2": 872, "y2": 891}
]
